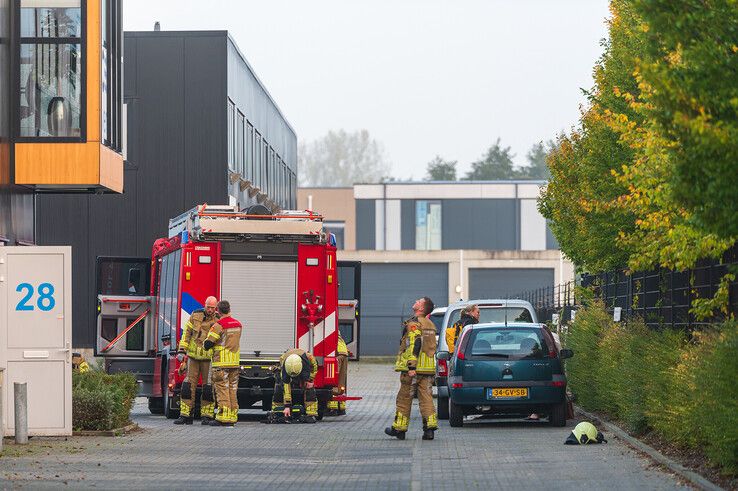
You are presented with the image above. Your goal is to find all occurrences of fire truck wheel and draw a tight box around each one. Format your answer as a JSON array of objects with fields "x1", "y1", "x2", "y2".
[{"x1": 148, "y1": 397, "x2": 164, "y2": 415}]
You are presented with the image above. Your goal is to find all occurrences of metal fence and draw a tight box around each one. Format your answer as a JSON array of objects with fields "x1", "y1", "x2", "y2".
[{"x1": 515, "y1": 246, "x2": 738, "y2": 330}]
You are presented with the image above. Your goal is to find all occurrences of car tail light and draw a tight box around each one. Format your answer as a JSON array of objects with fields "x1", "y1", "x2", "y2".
[
  {"x1": 437, "y1": 359, "x2": 448, "y2": 377},
  {"x1": 551, "y1": 380, "x2": 566, "y2": 387},
  {"x1": 457, "y1": 350, "x2": 465, "y2": 360},
  {"x1": 452, "y1": 383, "x2": 463, "y2": 388}
]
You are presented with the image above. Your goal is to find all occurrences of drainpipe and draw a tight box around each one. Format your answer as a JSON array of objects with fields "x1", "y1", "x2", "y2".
[
  {"x1": 459, "y1": 249, "x2": 464, "y2": 301},
  {"x1": 307, "y1": 194, "x2": 313, "y2": 212}
]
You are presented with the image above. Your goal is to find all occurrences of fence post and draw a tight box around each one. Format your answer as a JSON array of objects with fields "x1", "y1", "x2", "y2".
[{"x1": 14, "y1": 382, "x2": 28, "y2": 445}]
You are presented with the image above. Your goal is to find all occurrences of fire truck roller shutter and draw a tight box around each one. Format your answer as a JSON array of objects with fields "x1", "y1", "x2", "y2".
[
  {"x1": 221, "y1": 261, "x2": 297, "y2": 356},
  {"x1": 360, "y1": 263, "x2": 448, "y2": 356}
]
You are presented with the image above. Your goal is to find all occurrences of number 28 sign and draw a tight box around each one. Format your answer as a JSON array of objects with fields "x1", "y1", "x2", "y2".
[{"x1": 15, "y1": 282, "x2": 57, "y2": 311}]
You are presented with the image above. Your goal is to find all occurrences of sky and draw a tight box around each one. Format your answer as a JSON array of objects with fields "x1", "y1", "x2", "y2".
[{"x1": 123, "y1": 0, "x2": 611, "y2": 179}]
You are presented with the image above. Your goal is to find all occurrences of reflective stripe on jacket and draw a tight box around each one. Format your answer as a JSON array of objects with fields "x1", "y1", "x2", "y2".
[
  {"x1": 178, "y1": 310, "x2": 217, "y2": 360},
  {"x1": 394, "y1": 315, "x2": 436, "y2": 374},
  {"x1": 207, "y1": 315, "x2": 243, "y2": 368}
]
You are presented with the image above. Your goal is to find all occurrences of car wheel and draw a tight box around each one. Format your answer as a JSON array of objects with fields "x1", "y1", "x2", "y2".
[
  {"x1": 449, "y1": 400, "x2": 464, "y2": 428},
  {"x1": 437, "y1": 396, "x2": 449, "y2": 420},
  {"x1": 148, "y1": 397, "x2": 164, "y2": 415},
  {"x1": 548, "y1": 401, "x2": 567, "y2": 427}
]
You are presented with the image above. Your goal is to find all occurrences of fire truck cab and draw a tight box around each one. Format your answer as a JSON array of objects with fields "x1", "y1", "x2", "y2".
[{"x1": 96, "y1": 204, "x2": 345, "y2": 419}]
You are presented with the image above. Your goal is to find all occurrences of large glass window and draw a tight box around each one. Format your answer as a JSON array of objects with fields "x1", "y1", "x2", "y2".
[
  {"x1": 415, "y1": 200, "x2": 442, "y2": 250},
  {"x1": 101, "y1": 0, "x2": 122, "y2": 150},
  {"x1": 254, "y1": 131, "x2": 262, "y2": 188},
  {"x1": 227, "y1": 99, "x2": 235, "y2": 170},
  {"x1": 19, "y1": 0, "x2": 84, "y2": 138},
  {"x1": 246, "y1": 121, "x2": 254, "y2": 182},
  {"x1": 237, "y1": 110, "x2": 244, "y2": 176},
  {"x1": 325, "y1": 221, "x2": 345, "y2": 249}
]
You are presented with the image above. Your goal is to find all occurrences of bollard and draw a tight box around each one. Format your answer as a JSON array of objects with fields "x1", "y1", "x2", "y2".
[{"x1": 14, "y1": 383, "x2": 28, "y2": 445}]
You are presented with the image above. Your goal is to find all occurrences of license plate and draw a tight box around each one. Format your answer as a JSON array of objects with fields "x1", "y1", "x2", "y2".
[{"x1": 488, "y1": 387, "x2": 528, "y2": 399}]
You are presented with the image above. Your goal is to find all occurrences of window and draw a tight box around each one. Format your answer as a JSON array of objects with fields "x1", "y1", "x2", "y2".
[
  {"x1": 325, "y1": 221, "x2": 345, "y2": 249},
  {"x1": 447, "y1": 306, "x2": 533, "y2": 327},
  {"x1": 338, "y1": 322, "x2": 354, "y2": 344},
  {"x1": 19, "y1": 0, "x2": 84, "y2": 139},
  {"x1": 96, "y1": 258, "x2": 150, "y2": 296},
  {"x1": 101, "y1": 0, "x2": 122, "y2": 150},
  {"x1": 254, "y1": 131, "x2": 262, "y2": 188},
  {"x1": 237, "y1": 110, "x2": 244, "y2": 175},
  {"x1": 415, "y1": 200, "x2": 442, "y2": 250},
  {"x1": 261, "y1": 140, "x2": 268, "y2": 193},
  {"x1": 156, "y1": 250, "x2": 181, "y2": 342},
  {"x1": 246, "y1": 121, "x2": 254, "y2": 181},
  {"x1": 227, "y1": 99, "x2": 235, "y2": 170},
  {"x1": 463, "y1": 327, "x2": 550, "y2": 360}
]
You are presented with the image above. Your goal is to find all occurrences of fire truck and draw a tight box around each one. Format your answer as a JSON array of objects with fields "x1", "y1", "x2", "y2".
[{"x1": 96, "y1": 204, "x2": 354, "y2": 419}]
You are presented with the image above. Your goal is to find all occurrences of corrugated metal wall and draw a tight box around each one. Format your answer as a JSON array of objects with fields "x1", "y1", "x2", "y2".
[{"x1": 469, "y1": 268, "x2": 555, "y2": 299}]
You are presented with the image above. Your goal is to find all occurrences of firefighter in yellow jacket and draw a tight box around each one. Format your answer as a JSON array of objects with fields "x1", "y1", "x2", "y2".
[
  {"x1": 203, "y1": 300, "x2": 243, "y2": 427},
  {"x1": 327, "y1": 333, "x2": 349, "y2": 416},
  {"x1": 173, "y1": 296, "x2": 219, "y2": 425},
  {"x1": 385, "y1": 296, "x2": 438, "y2": 440},
  {"x1": 272, "y1": 348, "x2": 319, "y2": 423}
]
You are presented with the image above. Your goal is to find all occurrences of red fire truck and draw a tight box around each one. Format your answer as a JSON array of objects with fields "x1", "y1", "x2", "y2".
[{"x1": 96, "y1": 204, "x2": 348, "y2": 419}]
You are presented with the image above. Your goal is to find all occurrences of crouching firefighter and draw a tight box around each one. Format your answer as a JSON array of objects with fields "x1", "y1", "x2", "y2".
[
  {"x1": 173, "y1": 296, "x2": 219, "y2": 425},
  {"x1": 269, "y1": 348, "x2": 319, "y2": 423},
  {"x1": 385, "y1": 296, "x2": 438, "y2": 440},
  {"x1": 203, "y1": 300, "x2": 243, "y2": 427}
]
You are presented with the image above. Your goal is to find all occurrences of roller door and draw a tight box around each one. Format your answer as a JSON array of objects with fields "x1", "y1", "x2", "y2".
[
  {"x1": 469, "y1": 268, "x2": 554, "y2": 299},
  {"x1": 360, "y1": 263, "x2": 448, "y2": 355}
]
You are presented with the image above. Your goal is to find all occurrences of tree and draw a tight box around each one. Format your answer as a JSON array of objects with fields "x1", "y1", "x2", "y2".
[
  {"x1": 518, "y1": 141, "x2": 553, "y2": 180},
  {"x1": 425, "y1": 156, "x2": 457, "y2": 180},
  {"x1": 463, "y1": 138, "x2": 517, "y2": 180},
  {"x1": 298, "y1": 129, "x2": 392, "y2": 186}
]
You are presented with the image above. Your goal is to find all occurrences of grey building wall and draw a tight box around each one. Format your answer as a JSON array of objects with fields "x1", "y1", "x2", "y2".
[
  {"x1": 37, "y1": 31, "x2": 297, "y2": 348},
  {"x1": 0, "y1": 0, "x2": 35, "y2": 245},
  {"x1": 469, "y1": 268, "x2": 555, "y2": 299},
  {"x1": 440, "y1": 199, "x2": 517, "y2": 250},
  {"x1": 360, "y1": 263, "x2": 448, "y2": 355},
  {"x1": 355, "y1": 199, "x2": 375, "y2": 250}
]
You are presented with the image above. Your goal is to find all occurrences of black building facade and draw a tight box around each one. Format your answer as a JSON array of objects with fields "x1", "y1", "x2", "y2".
[{"x1": 38, "y1": 30, "x2": 298, "y2": 347}]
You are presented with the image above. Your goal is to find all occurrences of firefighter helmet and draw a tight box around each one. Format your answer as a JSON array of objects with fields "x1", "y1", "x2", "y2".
[
  {"x1": 565, "y1": 421, "x2": 607, "y2": 444},
  {"x1": 284, "y1": 354, "x2": 303, "y2": 377}
]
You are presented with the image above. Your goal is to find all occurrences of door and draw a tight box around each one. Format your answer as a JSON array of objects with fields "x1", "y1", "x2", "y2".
[
  {"x1": 0, "y1": 247, "x2": 72, "y2": 436},
  {"x1": 360, "y1": 263, "x2": 448, "y2": 356},
  {"x1": 337, "y1": 261, "x2": 361, "y2": 359},
  {"x1": 95, "y1": 257, "x2": 155, "y2": 356}
]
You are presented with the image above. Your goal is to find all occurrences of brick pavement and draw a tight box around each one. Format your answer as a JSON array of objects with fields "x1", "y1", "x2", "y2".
[{"x1": 0, "y1": 363, "x2": 685, "y2": 490}]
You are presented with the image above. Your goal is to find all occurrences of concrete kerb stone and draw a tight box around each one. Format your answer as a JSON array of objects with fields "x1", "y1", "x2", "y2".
[{"x1": 575, "y1": 405, "x2": 723, "y2": 491}]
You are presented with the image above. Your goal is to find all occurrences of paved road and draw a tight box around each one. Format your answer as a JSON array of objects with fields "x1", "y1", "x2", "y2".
[{"x1": 1, "y1": 363, "x2": 685, "y2": 490}]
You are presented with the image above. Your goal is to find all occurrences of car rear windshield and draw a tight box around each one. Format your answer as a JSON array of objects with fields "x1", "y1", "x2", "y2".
[
  {"x1": 463, "y1": 327, "x2": 550, "y2": 360},
  {"x1": 448, "y1": 306, "x2": 533, "y2": 327}
]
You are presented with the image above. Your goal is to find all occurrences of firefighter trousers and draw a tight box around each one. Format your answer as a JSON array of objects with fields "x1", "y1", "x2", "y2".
[
  {"x1": 392, "y1": 373, "x2": 437, "y2": 432},
  {"x1": 272, "y1": 375, "x2": 318, "y2": 417},
  {"x1": 212, "y1": 367, "x2": 239, "y2": 423},
  {"x1": 180, "y1": 358, "x2": 215, "y2": 419},
  {"x1": 328, "y1": 354, "x2": 348, "y2": 412}
]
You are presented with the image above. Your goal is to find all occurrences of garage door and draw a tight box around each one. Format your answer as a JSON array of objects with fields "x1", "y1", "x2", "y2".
[
  {"x1": 469, "y1": 268, "x2": 554, "y2": 299},
  {"x1": 361, "y1": 263, "x2": 448, "y2": 355}
]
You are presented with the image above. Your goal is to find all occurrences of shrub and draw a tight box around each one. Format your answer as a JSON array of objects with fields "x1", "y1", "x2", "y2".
[
  {"x1": 72, "y1": 370, "x2": 138, "y2": 431},
  {"x1": 566, "y1": 301, "x2": 737, "y2": 475}
]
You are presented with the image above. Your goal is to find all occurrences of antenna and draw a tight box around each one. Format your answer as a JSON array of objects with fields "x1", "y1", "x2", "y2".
[{"x1": 504, "y1": 295, "x2": 508, "y2": 327}]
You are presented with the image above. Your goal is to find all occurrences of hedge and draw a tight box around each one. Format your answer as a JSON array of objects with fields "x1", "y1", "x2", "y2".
[
  {"x1": 72, "y1": 370, "x2": 138, "y2": 431},
  {"x1": 565, "y1": 300, "x2": 738, "y2": 475}
]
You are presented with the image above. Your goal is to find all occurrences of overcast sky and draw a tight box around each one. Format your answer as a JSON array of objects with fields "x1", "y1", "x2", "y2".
[{"x1": 124, "y1": 0, "x2": 610, "y2": 179}]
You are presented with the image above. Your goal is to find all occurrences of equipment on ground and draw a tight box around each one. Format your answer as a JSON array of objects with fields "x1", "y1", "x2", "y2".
[
  {"x1": 565, "y1": 421, "x2": 607, "y2": 444},
  {"x1": 95, "y1": 204, "x2": 359, "y2": 419}
]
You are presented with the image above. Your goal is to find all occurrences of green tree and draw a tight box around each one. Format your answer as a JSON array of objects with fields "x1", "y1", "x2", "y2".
[
  {"x1": 463, "y1": 138, "x2": 517, "y2": 180},
  {"x1": 425, "y1": 156, "x2": 457, "y2": 180},
  {"x1": 298, "y1": 129, "x2": 392, "y2": 186},
  {"x1": 518, "y1": 141, "x2": 553, "y2": 180}
]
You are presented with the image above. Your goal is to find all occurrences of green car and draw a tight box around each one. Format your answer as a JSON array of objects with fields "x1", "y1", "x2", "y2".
[{"x1": 438, "y1": 322, "x2": 573, "y2": 427}]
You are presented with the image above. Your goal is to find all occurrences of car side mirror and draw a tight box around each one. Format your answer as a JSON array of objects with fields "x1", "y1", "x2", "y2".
[
  {"x1": 559, "y1": 348, "x2": 574, "y2": 359},
  {"x1": 436, "y1": 351, "x2": 450, "y2": 361}
]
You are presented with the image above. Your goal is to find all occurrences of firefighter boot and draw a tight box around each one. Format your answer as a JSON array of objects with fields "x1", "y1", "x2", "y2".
[
  {"x1": 173, "y1": 416, "x2": 193, "y2": 425},
  {"x1": 422, "y1": 429, "x2": 435, "y2": 440},
  {"x1": 384, "y1": 427, "x2": 406, "y2": 440},
  {"x1": 300, "y1": 415, "x2": 317, "y2": 424}
]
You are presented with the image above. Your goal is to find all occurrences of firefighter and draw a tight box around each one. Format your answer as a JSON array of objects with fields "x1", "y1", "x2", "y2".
[
  {"x1": 445, "y1": 304, "x2": 479, "y2": 354},
  {"x1": 203, "y1": 300, "x2": 243, "y2": 427},
  {"x1": 385, "y1": 296, "x2": 438, "y2": 441},
  {"x1": 173, "y1": 296, "x2": 219, "y2": 425},
  {"x1": 72, "y1": 352, "x2": 90, "y2": 373},
  {"x1": 327, "y1": 333, "x2": 349, "y2": 416},
  {"x1": 271, "y1": 348, "x2": 319, "y2": 423}
]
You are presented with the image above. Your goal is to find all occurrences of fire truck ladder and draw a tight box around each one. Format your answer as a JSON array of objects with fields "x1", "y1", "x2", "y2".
[{"x1": 168, "y1": 204, "x2": 327, "y2": 244}]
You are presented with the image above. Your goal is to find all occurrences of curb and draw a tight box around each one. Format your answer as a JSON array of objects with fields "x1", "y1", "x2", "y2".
[
  {"x1": 575, "y1": 406, "x2": 722, "y2": 491},
  {"x1": 73, "y1": 422, "x2": 138, "y2": 437}
]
